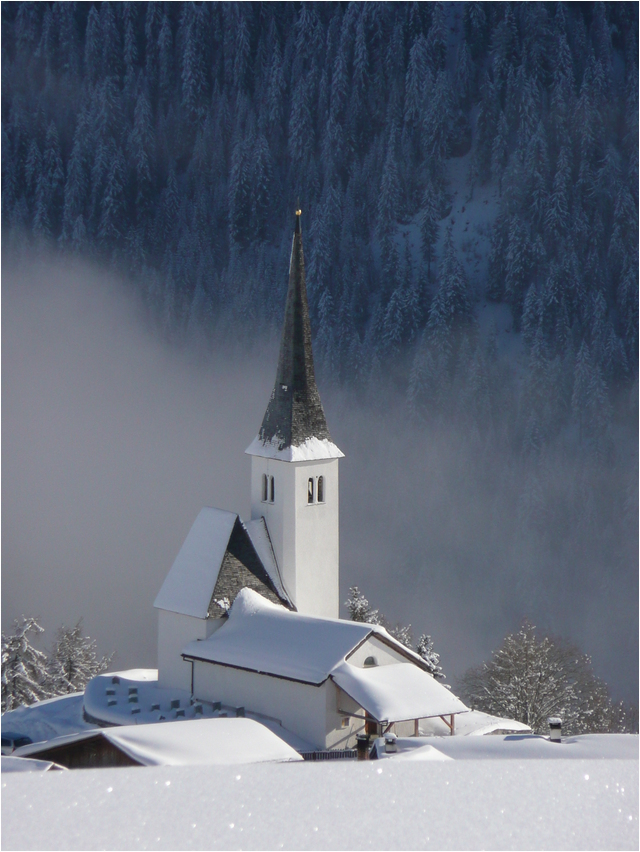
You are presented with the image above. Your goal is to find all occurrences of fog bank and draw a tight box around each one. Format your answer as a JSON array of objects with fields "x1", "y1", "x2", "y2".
[{"x1": 2, "y1": 254, "x2": 637, "y2": 702}]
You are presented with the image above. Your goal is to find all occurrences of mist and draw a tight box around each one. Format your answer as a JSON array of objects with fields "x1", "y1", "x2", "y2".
[{"x1": 2, "y1": 253, "x2": 637, "y2": 703}]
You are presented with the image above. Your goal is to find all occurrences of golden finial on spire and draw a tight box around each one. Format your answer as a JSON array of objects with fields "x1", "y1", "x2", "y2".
[{"x1": 296, "y1": 209, "x2": 302, "y2": 216}]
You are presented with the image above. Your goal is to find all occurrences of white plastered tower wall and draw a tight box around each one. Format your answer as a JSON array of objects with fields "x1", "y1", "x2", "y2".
[{"x1": 250, "y1": 455, "x2": 339, "y2": 619}]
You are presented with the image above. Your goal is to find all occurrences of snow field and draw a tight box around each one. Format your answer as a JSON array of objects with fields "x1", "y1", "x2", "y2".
[{"x1": 2, "y1": 758, "x2": 637, "y2": 851}]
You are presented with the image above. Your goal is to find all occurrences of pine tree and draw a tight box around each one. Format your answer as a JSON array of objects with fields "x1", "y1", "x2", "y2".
[
  {"x1": 419, "y1": 181, "x2": 439, "y2": 279},
  {"x1": 491, "y1": 111, "x2": 509, "y2": 197},
  {"x1": 416, "y1": 634, "x2": 445, "y2": 679},
  {"x1": 463, "y1": 2, "x2": 488, "y2": 60},
  {"x1": 97, "y1": 145, "x2": 126, "y2": 252},
  {"x1": 345, "y1": 587, "x2": 380, "y2": 624},
  {"x1": 1, "y1": 617, "x2": 51, "y2": 712},
  {"x1": 350, "y1": 10, "x2": 370, "y2": 147},
  {"x1": 34, "y1": 122, "x2": 65, "y2": 242},
  {"x1": 458, "y1": 621, "x2": 615, "y2": 734},
  {"x1": 100, "y1": 2, "x2": 123, "y2": 83},
  {"x1": 61, "y1": 110, "x2": 90, "y2": 247},
  {"x1": 84, "y1": 4, "x2": 102, "y2": 86},
  {"x1": 157, "y1": 12, "x2": 174, "y2": 108},
  {"x1": 521, "y1": 284, "x2": 542, "y2": 348},
  {"x1": 180, "y1": 4, "x2": 208, "y2": 122},
  {"x1": 228, "y1": 139, "x2": 252, "y2": 248},
  {"x1": 24, "y1": 138, "x2": 42, "y2": 218},
  {"x1": 122, "y1": 2, "x2": 139, "y2": 92},
  {"x1": 472, "y1": 76, "x2": 499, "y2": 184},
  {"x1": 288, "y1": 74, "x2": 315, "y2": 170},
  {"x1": 425, "y1": 2, "x2": 448, "y2": 74},
  {"x1": 251, "y1": 133, "x2": 273, "y2": 242},
  {"x1": 424, "y1": 71, "x2": 454, "y2": 163},
  {"x1": 545, "y1": 144, "x2": 572, "y2": 241},
  {"x1": 129, "y1": 87, "x2": 155, "y2": 226},
  {"x1": 428, "y1": 229, "x2": 472, "y2": 332},
  {"x1": 377, "y1": 137, "x2": 401, "y2": 238},
  {"x1": 265, "y1": 38, "x2": 285, "y2": 147},
  {"x1": 404, "y1": 35, "x2": 430, "y2": 130},
  {"x1": 48, "y1": 620, "x2": 113, "y2": 694}
]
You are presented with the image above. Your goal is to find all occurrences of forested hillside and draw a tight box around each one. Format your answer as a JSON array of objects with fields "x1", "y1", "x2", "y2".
[{"x1": 2, "y1": 3, "x2": 638, "y2": 696}]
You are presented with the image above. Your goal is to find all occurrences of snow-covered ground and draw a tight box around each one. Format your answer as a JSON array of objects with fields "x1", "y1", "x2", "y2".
[
  {"x1": 3, "y1": 675, "x2": 637, "y2": 849},
  {"x1": 2, "y1": 756, "x2": 637, "y2": 851}
]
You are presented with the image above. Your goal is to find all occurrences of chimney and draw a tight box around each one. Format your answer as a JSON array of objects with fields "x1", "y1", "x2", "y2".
[
  {"x1": 384, "y1": 733, "x2": 398, "y2": 754},
  {"x1": 548, "y1": 717, "x2": 562, "y2": 743}
]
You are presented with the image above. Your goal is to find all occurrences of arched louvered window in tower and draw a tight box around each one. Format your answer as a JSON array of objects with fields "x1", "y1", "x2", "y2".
[
  {"x1": 308, "y1": 477, "x2": 314, "y2": 504},
  {"x1": 262, "y1": 474, "x2": 275, "y2": 503},
  {"x1": 317, "y1": 475, "x2": 324, "y2": 503}
]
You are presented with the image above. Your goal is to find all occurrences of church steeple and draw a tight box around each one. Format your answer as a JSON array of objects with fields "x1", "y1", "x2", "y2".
[
  {"x1": 247, "y1": 211, "x2": 343, "y2": 461},
  {"x1": 246, "y1": 210, "x2": 342, "y2": 618}
]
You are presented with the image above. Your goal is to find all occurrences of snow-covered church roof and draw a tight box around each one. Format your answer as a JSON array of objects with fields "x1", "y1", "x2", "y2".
[
  {"x1": 154, "y1": 508, "x2": 291, "y2": 618},
  {"x1": 246, "y1": 211, "x2": 343, "y2": 462},
  {"x1": 183, "y1": 589, "x2": 467, "y2": 723}
]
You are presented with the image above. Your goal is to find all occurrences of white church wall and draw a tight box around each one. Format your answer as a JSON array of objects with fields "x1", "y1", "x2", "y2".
[
  {"x1": 157, "y1": 610, "x2": 223, "y2": 692},
  {"x1": 250, "y1": 456, "x2": 339, "y2": 619},
  {"x1": 192, "y1": 661, "x2": 331, "y2": 750}
]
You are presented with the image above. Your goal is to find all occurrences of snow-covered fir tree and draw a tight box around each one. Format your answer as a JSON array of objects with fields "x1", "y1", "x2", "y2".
[
  {"x1": 1, "y1": 617, "x2": 113, "y2": 711},
  {"x1": 1, "y1": 617, "x2": 51, "y2": 712},
  {"x1": 417, "y1": 634, "x2": 446, "y2": 680},
  {"x1": 345, "y1": 587, "x2": 380, "y2": 625},
  {"x1": 458, "y1": 621, "x2": 616, "y2": 735},
  {"x1": 48, "y1": 620, "x2": 113, "y2": 695}
]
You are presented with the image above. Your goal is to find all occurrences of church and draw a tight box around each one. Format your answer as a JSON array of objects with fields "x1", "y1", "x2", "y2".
[{"x1": 153, "y1": 212, "x2": 469, "y2": 751}]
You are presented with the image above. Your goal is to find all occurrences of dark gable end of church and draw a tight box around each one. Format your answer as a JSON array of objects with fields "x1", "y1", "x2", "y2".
[
  {"x1": 207, "y1": 518, "x2": 289, "y2": 617},
  {"x1": 258, "y1": 211, "x2": 332, "y2": 451}
]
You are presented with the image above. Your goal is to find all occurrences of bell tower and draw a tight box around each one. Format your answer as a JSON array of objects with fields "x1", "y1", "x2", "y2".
[{"x1": 245, "y1": 211, "x2": 343, "y2": 619}]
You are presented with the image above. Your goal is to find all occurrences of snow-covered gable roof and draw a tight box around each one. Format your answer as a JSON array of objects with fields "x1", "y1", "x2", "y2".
[
  {"x1": 330, "y1": 661, "x2": 467, "y2": 722},
  {"x1": 182, "y1": 590, "x2": 469, "y2": 722},
  {"x1": 154, "y1": 509, "x2": 291, "y2": 618},
  {"x1": 14, "y1": 718, "x2": 302, "y2": 766},
  {"x1": 104, "y1": 717, "x2": 302, "y2": 766},
  {"x1": 154, "y1": 507, "x2": 237, "y2": 618},
  {"x1": 183, "y1": 588, "x2": 372, "y2": 684}
]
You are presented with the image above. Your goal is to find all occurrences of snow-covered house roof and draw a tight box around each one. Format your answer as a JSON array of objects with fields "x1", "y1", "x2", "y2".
[
  {"x1": 154, "y1": 508, "x2": 291, "y2": 618},
  {"x1": 183, "y1": 589, "x2": 468, "y2": 724},
  {"x1": 246, "y1": 211, "x2": 343, "y2": 462},
  {"x1": 184, "y1": 588, "x2": 372, "y2": 683},
  {"x1": 14, "y1": 718, "x2": 303, "y2": 767},
  {"x1": 331, "y1": 660, "x2": 466, "y2": 723}
]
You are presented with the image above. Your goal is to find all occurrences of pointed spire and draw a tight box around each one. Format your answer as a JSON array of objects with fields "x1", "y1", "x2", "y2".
[{"x1": 247, "y1": 211, "x2": 342, "y2": 461}]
